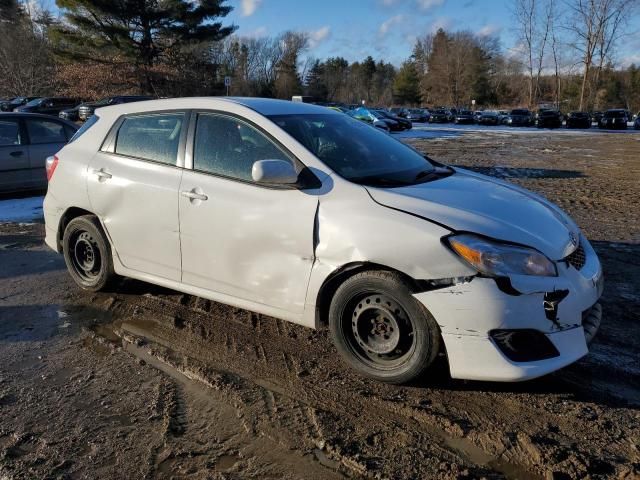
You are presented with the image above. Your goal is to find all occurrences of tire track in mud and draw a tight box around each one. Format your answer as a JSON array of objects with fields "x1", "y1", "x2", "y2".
[{"x1": 87, "y1": 286, "x2": 543, "y2": 479}]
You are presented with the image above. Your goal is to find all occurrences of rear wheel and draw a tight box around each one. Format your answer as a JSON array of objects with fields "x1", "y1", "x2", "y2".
[
  {"x1": 63, "y1": 215, "x2": 116, "y2": 291},
  {"x1": 328, "y1": 271, "x2": 440, "y2": 384}
]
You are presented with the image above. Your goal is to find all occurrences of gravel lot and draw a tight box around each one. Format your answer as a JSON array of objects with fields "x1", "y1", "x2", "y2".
[{"x1": 0, "y1": 129, "x2": 638, "y2": 479}]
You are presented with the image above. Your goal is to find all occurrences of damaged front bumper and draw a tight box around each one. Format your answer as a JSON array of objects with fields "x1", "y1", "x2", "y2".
[{"x1": 414, "y1": 235, "x2": 603, "y2": 382}]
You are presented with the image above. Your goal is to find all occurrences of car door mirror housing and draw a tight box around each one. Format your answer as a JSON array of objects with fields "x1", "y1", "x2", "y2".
[{"x1": 252, "y1": 160, "x2": 298, "y2": 185}]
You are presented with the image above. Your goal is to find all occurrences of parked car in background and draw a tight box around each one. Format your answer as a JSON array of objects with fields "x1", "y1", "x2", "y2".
[
  {"x1": 505, "y1": 109, "x2": 533, "y2": 126},
  {"x1": 473, "y1": 111, "x2": 483, "y2": 123},
  {"x1": 0, "y1": 113, "x2": 78, "y2": 193},
  {"x1": 477, "y1": 110, "x2": 500, "y2": 125},
  {"x1": 566, "y1": 111, "x2": 591, "y2": 129},
  {"x1": 536, "y1": 110, "x2": 563, "y2": 129},
  {"x1": 1, "y1": 97, "x2": 40, "y2": 112},
  {"x1": 429, "y1": 109, "x2": 450, "y2": 123},
  {"x1": 59, "y1": 103, "x2": 91, "y2": 122},
  {"x1": 43, "y1": 97, "x2": 603, "y2": 384},
  {"x1": 348, "y1": 108, "x2": 393, "y2": 132},
  {"x1": 598, "y1": 109, "x2": 629, "y2": 130},
  {"x1": 454, "y1": 110, "x2": 475, "y2": 124},
  {"x1": 406, "y1": 108, "x2": 429, "y2": 122},
  {"x1": 591, "y1": 111, "x2": 604, "y2": 125},
  {"x1": 497, "y1": 110, "x2": 510, "y2": 124},
  {"x1": 634, "y1": 115, "x2": 640, "y2": 130},
  {"x1": 15, "y1": 97, "x2": 81, "y2": 116},
  {"x1": 78, "y1": 95, "x2": 154, "y2": 121},
  {"x1": 390, "y1": 107, "x2": 409, "y2": 118},
  {"x1": 375, "y1": 110, "x2": 412, "y2": 130}
]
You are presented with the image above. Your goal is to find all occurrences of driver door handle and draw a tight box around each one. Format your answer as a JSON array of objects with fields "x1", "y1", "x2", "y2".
[{"x1": 180, "y1": 189, "x2": 208, "y2": 201}]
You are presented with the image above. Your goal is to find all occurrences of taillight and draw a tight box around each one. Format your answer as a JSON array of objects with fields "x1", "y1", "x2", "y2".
[{"x1": 46, "y1": 155, "x2": 59, "y2": 181}]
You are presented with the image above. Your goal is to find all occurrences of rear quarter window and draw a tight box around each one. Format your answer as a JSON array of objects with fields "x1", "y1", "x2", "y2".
[{"x1": 113, "y1": 113, "x2": 184, "y2": 165}]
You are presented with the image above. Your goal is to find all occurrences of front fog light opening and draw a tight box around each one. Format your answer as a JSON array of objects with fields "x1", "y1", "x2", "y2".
[{"x1": 490, "y1": 329, "x2": 560, "y2": 362}]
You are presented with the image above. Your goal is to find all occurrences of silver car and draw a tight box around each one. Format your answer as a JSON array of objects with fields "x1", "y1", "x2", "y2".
[{"x1": 0, "y1": 113, "x2": 78, "y2": 193}]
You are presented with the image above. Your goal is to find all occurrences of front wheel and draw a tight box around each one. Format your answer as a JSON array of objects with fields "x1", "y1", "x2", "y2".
[
  {"x1": 328, "y1": 271, "x2": 440, "y2": 384},
  {"x1": 63, "y1": 215, "x2": 116, "y2": 291}
]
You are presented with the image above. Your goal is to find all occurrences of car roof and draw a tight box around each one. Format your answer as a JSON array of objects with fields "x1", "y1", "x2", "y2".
[
  {"x1": 0, "y1": 112, "x2": 79, "y2": 127},
  {"x1": 93, "y1": 96, "x2": 341, "y2": 118}
]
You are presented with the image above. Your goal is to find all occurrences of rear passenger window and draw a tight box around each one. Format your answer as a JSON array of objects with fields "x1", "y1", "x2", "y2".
[
  {"x1": 193, "y1": 113, "x2": 291, "y2": 181},
  {"x1": 114, "y1": 113, "x2": 184, "y2": 165},
  {"x1": 0, "y1": 119, "x2": 21, "y2": 146},
  {"x1": 26, "y1": 119, "x2": 67, "y2": 144}
]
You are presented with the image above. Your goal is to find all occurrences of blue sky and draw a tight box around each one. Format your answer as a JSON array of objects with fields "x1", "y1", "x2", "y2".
[{"x1": 227, "y1": 0, "x2": 640, "y2": 67}]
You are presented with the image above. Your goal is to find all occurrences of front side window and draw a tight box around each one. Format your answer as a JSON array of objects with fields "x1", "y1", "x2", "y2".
[
  {"x1": 0, "y1": 119, "x2": 21, "y2": 146},
  {"x1": 193, "y1": 113, "x2": 292, "y2": 181},
  {"x1": 26, "y1": 119, "x2": 67, "y2": 144},
  {"x1": 114, "y1": 113, "x2": 184, "y2": 165}
]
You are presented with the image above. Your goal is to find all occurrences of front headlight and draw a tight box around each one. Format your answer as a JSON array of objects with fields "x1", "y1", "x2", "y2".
[{"x1": 447, "y1": 234, "x2": 557, "y2": 277}]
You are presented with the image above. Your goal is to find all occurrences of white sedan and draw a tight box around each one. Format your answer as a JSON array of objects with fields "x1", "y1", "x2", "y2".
[{"x1": 43, "y1": 98, "x2": 603, "y2": 384}]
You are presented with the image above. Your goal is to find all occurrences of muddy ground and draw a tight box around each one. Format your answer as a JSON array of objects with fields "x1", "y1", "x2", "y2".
[{"x1": 0, "y1": 131, "x2": 638, "y2": 480}]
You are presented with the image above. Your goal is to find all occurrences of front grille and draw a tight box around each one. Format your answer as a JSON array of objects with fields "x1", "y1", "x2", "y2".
[{"x1": 566, "y1": 243, "x2": 586, "y2": 270}]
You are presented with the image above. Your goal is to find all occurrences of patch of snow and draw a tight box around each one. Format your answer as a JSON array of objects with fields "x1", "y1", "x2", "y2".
[{"x1": 0, "y1": 196, "x2": 44, "y2": 223}]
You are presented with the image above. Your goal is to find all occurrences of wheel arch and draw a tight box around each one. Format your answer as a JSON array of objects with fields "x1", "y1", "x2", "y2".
[
  {"x1": 56, "y1": 207, "x2": 97, "y2": 252},
  {"x1": 315, "y1": 261, "x2": 425, "y2": 329}
]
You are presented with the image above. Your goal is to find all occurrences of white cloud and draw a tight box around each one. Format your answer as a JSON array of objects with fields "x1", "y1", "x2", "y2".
[
  {"x1": 380, "y1": 0, "x2": 402, "y2": 5},
  {"x1": 477, "y1": 24, "x2": 501, "y2": 37},
  {"x1": 417, "y1": 0, "x2": 445, "y2": 11},
  {"x1": 240, "y1": 0, "x2": 262, "y2": 17},
  {"x1": 620, "y1": 54, "x2": 640, "y2": 68},
  {"x1": 308, "y1": 26, "x2": 331, "y2": 48},
  {"x1": 379, "y1": 14, "x2": 405, "y2": 36}
]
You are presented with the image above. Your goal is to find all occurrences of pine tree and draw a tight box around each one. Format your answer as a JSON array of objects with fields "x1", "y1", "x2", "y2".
[
  {"x1": 305, "y1": 60, "x2": 327, "y2": 100},
  {"x1": 52, "y1": 0, "x2": 236, "y2": 93},
  {"x1": 393, "y1": 61, "x2": 421, "y2": 105}
]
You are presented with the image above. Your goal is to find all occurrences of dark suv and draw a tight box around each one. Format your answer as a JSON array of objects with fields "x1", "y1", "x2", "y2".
[
  {"x1": 78, "y1": 95, "x2": 154, "y2": 121},
  {"x1": 505, "y1": 109, "x2": 533, "y2": 126},
  {"x1": 15, "y1": 97, "x2": 81, "y2": 116},
  {"x1": 598, "y1": 109, "x2": 629, "y2": 130}
]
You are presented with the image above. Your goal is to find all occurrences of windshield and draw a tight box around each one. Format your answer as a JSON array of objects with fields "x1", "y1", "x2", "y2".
[
  {"x1": 269, "y1": 113, "x2": 439, "y2": 187},
  {"x1": 604, "y1": 110, "x2": 625, "y2": 118},
  {"x1": 24, "y1": 98, "x2": 43, "y2": 107},
  {"x1": 511, "y1": 109, "x2": 529, "y2": 115}
]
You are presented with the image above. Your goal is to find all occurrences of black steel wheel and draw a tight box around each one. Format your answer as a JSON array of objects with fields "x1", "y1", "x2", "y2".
[
  {"x1": 63, "y1": 215, "x2": 116, "y2": 291},
  {"x1": 329, "y1": 270, "x2": 440, "y2": 384}
]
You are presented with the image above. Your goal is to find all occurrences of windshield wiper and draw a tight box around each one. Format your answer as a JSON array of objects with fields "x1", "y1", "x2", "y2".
[{"x1": 414, "y1": 166, "x2": 453, "y2": 181}]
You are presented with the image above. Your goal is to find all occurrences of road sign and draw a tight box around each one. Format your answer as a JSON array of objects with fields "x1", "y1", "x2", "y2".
[
  {"x1": 471, "y1": 99, "x2": 476, "y2": 105},
  {"x1": 224, "y1": 76, "x2": 232, "y2": 87}
]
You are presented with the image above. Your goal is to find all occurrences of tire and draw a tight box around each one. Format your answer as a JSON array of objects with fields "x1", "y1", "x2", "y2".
[
  {"x1": 62, "y1": 215, "x2": 116, "y2": 291},
  {"x1": 328, "y1": 270, "x2": 440, "y2": 384}
]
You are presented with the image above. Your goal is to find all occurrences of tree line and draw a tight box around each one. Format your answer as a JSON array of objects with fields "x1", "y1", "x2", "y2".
[{"x1": 0, "y1": 0, "x2": 638, "y2": 112}]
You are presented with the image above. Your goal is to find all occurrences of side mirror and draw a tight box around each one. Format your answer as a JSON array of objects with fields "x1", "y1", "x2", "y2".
[{"x1": 252, "y1": 159, "x2": 298, "y2": 185}]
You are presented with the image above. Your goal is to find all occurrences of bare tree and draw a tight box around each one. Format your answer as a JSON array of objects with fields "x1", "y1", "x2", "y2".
[
  {"x1": 512, "y1": 0, "x2": 553, "y2": 108},
  {"x1": 565, "y1": 0, "x2": 638, "y2": 110}
]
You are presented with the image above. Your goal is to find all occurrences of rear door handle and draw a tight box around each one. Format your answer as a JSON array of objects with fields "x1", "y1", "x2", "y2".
[
  {"x1": 180, "y1": 189, "x2": 208, "y2": 201},
  {"x1": 9, "y1": 151, "x2": 23, "y2": 157},
  {"x1": 93, "y1": 168, "x2": 112, "y2": 180}
]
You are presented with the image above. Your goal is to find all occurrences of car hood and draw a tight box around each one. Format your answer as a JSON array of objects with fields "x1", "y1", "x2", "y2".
[{"x1": 366, "y1": 168, "x2": 580, "y2": 260}]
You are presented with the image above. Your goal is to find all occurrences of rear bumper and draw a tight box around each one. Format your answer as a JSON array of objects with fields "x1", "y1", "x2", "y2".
[{"x1": 43, "y1": 192, "x2": 63, "y2": 253}]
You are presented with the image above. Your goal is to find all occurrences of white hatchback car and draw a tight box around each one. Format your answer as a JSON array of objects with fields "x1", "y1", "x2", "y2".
[{"x1": 44, "y1": 98, "x2": 603, "y2": 384}]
